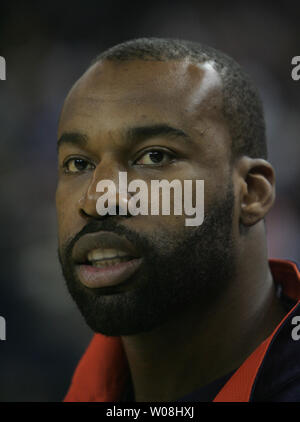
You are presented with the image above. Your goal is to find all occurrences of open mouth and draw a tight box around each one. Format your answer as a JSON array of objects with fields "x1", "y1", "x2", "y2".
[
  {"x1": 86, "y1": 248, "x2": 136, "y2": 268},
  {"x1": 72, "y1": 231, "x2": 143, "y2": 289}
]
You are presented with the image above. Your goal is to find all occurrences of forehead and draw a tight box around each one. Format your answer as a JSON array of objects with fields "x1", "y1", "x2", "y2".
[{"x1": 58, "y1": 59, "x2": 228, "y2": 152}]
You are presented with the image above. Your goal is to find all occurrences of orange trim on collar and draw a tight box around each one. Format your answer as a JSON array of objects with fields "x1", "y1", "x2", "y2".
[
  {"x1": 269, "y1": 259, "x2": 300, "y2": 300},
  {"x1": 64, "y1": 335, "x2": 129, "y2": 402}
]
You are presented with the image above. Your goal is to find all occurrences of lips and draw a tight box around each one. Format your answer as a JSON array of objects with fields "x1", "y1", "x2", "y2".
[{"x1": 72, "y1": 231, "x2": 142, "y2": 289}]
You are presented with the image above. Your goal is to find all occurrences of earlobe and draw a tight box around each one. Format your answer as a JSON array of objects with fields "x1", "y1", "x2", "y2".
[{"x1": 237, "y1": 158, "x2": 276, "y2": 227}]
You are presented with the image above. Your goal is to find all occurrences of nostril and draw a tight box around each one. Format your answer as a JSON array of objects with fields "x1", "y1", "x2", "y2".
[{"x1": 79, "y1": 208, "x2": 90, "y2": 219}]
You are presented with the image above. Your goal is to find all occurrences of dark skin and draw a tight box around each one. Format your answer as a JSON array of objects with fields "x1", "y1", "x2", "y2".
[{"x1": 56, "y1": 59, "x2": 287, "y2": 401}]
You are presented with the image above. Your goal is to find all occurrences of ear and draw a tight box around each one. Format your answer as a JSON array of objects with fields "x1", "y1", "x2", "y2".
[{"x1": 236, "y1": 157, "x2": 276, "y2": 227}]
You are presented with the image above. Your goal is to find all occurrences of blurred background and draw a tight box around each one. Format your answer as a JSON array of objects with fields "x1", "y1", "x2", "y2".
[{"x1": 0, "y1": 0, "x2": 299, "y2": 401}]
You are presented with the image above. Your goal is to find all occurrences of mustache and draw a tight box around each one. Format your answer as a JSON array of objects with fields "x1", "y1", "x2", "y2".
[{"x1": 60, "y1": 219, "x2": 148, "y2": 265}]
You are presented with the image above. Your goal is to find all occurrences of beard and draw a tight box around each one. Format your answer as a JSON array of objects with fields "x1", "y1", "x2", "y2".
[{"x1": 58, "y1": 180, "x2": 236, "y2": 336}]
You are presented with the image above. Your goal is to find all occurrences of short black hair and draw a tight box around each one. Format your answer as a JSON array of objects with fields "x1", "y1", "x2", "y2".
[{"x1": 93, "y1": 37, "x2": 267, "y2": 161}]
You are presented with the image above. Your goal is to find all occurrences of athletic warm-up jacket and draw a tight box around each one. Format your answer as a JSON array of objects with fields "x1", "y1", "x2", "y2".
[{"x1": 64, "y1": 259, "x2": 300, "y2": 402}]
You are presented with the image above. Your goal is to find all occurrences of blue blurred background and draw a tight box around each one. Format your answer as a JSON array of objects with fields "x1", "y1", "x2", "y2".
[{"x1": 0, "y1": 0, "x2": 299, "y2": 401}]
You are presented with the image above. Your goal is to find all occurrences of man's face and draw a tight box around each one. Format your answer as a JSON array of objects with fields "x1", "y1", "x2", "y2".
[{"x1": 56, "y1": 59, "x2": 237, "y2": 336}]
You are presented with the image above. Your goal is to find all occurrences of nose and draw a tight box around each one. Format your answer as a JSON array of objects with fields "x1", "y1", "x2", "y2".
[{"x1": 79, "y1": 161, "x2": 130, "y2": 219}]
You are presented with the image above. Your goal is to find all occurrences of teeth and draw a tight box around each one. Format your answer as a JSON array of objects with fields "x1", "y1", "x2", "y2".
[
  {"x1": 93, "y1": 257, "x2": 129, "y2": 267},
  {"x1": 87, "y1": 248, "x2": 130, "y2": 262}
]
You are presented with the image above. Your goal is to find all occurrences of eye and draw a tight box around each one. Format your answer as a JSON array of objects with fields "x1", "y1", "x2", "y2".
[
  {"x1": 134, "y1": 149, "x2": 175, "y2": 166},
  {"x1": 63, "y1": 157, "x2": 95, "y2": 174}
]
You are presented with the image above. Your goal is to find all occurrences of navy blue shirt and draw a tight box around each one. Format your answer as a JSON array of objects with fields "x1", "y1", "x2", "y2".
[
  {"x1": 120, "y1": 369, "x2": 236, "y2": 402},
  {"x1": 121, "y1": 292, "x2": 300, "y2": 402}
]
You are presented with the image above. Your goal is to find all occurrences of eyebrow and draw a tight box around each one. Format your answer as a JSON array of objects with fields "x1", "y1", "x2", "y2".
[
  {"x1": 57, "y1": 124, "x2": 194, "y2": 151},
  {"x1": 126, "y1": 124, "x2": 194, "y2": 146},
  {"x1": 57, "y1": 132, "x2": 88, "y2": 151}
]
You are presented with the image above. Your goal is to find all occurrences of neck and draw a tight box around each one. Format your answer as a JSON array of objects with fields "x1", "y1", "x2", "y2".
[{"x1": 121, "y1": 225, "x2": 286, "y2": 402}]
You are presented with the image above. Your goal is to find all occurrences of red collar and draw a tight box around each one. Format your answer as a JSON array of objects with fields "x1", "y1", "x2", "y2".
[{"x1": 64, "y1": 259, "x2": 300, "y2": 402}]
